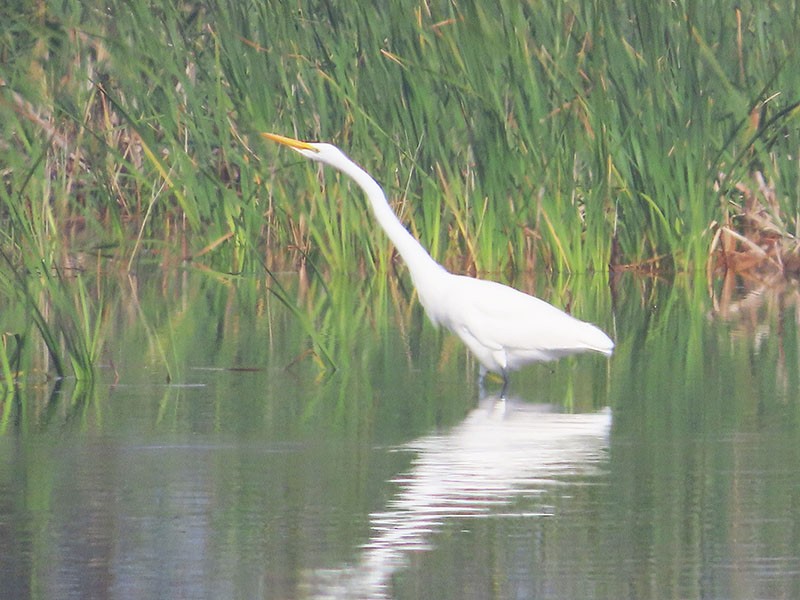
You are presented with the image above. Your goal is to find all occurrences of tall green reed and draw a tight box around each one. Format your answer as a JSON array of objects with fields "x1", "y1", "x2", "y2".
[
  {"x1": 4, "y1": 0, "x2": 798, "y2": 272},
  {"x1": 1, "y1": 0, "x2": 798, "y2": 377},
  {"x1": 241, "y1": 0, "x2": 798, "y2": 272}
]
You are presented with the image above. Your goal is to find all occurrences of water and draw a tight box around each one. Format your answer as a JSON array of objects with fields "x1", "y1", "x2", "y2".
[{"x1": 1, "y1": 270, "x2": 799, "y2": 599}]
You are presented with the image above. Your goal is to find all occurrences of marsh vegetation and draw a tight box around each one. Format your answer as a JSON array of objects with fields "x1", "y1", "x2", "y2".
[{"x1": 0, "y1": 0, "x2": 798, "y2": 382}]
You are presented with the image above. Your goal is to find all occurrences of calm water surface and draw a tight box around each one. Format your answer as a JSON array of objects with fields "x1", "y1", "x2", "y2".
[{"x1": 1, "y1": 271, "x2": 798, "y2": 599}]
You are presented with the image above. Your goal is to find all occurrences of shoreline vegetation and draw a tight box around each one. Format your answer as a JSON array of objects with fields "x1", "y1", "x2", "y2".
[{"x1": 0, "y1": 1, "x2": 798, "y2": 381}]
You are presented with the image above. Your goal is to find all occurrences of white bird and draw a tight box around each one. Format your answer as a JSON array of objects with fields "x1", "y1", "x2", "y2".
[{"x1": 263, "y1": 133, "x2": 614, "y2": 393}]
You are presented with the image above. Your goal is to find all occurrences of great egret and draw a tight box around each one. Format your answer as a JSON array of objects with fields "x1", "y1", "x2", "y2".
[{"x1": 263, "y1": 133, "x2": 614, "y2": 392}]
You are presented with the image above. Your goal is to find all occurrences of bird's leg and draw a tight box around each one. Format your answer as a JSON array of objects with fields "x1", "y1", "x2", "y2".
[
  {"x1": 500, "y1": 370, "x2": 510, "y2": 399},
  {"x1": 478, "y1": 367, "x2": 510, "y2": 398}
]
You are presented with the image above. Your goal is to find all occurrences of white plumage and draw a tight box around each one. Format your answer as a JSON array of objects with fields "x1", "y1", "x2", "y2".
[{"x1": 263, "y1": 133, "x2": 614, "y2": 390}]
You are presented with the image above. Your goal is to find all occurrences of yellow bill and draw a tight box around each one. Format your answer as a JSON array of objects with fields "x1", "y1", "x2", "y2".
[{"x1": 261, "y1": 132, "x2": 318, "y2": 152}]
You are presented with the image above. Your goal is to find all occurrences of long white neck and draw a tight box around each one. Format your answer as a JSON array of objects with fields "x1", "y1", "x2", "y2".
[{"x1": 332, "y1": 157, "x2": 448, "y2": 288}]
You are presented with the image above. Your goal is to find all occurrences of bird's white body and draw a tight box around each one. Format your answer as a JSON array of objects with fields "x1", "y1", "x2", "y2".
[
  {"x1": 263, "y1": 134, "x2": 614, "y2": 385},
  {"x1": 424, "y1": 273, "x2": 614, "y2": 374}
]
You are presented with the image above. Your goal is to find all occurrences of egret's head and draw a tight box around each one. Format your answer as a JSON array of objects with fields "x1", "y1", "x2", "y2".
[{"x1": 262, "y1": 132, "x2": 346, "y2": 167}]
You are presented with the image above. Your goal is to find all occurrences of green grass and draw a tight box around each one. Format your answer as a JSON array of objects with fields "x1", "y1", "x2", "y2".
[{"x1": 0, "y1": 0, "x2": 798, "y2": 376}]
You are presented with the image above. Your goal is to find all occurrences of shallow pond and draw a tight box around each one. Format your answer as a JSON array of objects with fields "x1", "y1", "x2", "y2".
[{"x1": 1, "y1": 269, "x2": 798, "y2": 599}]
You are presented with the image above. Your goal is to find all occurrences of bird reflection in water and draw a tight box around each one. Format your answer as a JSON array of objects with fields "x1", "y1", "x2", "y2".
[{"x1": 302, "y1": 395, "x2": 612, "y2": 599}]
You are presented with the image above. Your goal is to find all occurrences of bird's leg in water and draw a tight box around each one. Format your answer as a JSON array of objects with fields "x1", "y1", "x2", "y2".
[
  {"x1": 478, "y1": 366, "x2": 510, "y2": 399},
  {"x1": 500, "y1": 370, "x2": 510, "y2": 399}
]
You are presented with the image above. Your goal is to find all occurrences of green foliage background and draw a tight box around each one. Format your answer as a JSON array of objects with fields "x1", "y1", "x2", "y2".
[{"x1": 0, "y1": 0, "x2": 798, "y2": 377}]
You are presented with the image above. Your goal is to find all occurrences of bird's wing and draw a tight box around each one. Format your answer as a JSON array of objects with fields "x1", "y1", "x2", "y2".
[{"x1": 445, "y1": 276, "x2": 611, "y2": 358}]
